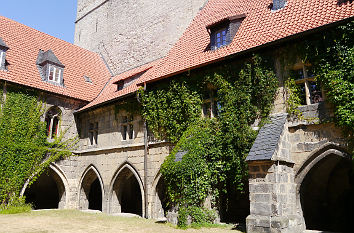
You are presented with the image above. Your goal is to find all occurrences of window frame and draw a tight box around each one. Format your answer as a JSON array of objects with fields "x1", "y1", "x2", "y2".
[
  {"x1": 45, "y1": 107, "x2": 61, "y2": 140},
  {"x1": 89, "y1": 122, "x2": 98, "y2": 146},
  {"x1": 121, "y1": 115, "x2": 134, "y2": 141},
  {"x1": 47, "y1": 64, "x2": 62, "y2": 84},
  {"x1": 292, "y1": 64, "x2": 324, "y2": 105},
  {"x1": 202, "y1": 88, "x2": 219, "y2": 118}
]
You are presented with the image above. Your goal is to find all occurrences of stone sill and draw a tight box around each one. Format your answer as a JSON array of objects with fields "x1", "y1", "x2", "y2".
[
  {"x1": 288, "y1": 102, "x2": 332, "y2": 128},
  {"x1": 74, "y1": 140, "x2": 167, "y2": 154}
]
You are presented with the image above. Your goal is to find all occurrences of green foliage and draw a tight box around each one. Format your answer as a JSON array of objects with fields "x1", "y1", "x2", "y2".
[
  {"x1": 0, "y1": 196, "x2": 32, "y2": 214},
  {"x1": 140, "y1": 55, "x2": 278, "y2": 216},
  {"x1": 284, "y1": 78, "x2": 304, "y2": 119},
  {"x1": 139, "y1": 81, "x2": 202, "y2": 143},
  {"x1": 0, "y1": 85, "x2": 77, "y2": 206},
  {"x1": 301, "y1": 20, "x2": 354, "y2": 151},
  {"x1": 177, "y1": 206, "x2": 217, "y2": 228}
]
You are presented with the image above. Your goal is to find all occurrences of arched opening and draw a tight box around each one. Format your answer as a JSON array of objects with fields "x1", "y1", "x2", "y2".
[
  {"x1": 24, "y1": 167, "x2": 66, "y2": 209},
  {"x1": 110, "y1": 165, "x2": 143, "y2": 216},
  {"x1": 299, "y1": 151, "x2": 353, "y2": 232},
  {"x1": 79, "y1": 167, "x2": 103, "y2": 211},
  {"x1": 152, "y1": 175, "x2": 168, "y2": 219},
  {"x1": 45, "y1": 106, "x2": 61, "y2": 139}
]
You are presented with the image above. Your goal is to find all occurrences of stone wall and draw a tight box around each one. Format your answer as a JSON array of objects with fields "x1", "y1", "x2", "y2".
[
  {"x1": 74, "y1": 0, "x2": 207, "y2": 74},
  {"x1": 47, "y1": 100, "x2": 172, "y2": 218}
]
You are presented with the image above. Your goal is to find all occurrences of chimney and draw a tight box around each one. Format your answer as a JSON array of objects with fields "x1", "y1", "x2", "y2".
[{"x1": 272, "y1": 0, "x2": 287, "y2": 11}]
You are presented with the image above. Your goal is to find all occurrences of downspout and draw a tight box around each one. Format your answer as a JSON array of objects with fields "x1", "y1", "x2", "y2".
[{"x1": 143, "y1": 82, "x2": 149, "y2": 218}]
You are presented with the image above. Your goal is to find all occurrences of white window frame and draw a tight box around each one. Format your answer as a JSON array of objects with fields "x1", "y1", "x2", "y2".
[
  {"x1": 47, "y1": 65, "x2": 61, "y2": 84},
  {"x1": 89, "y1": 122, "x2": 98, "y2": 145},
  {"x1": 0, "y1": 50, "x2": 4, "y2": 68}
]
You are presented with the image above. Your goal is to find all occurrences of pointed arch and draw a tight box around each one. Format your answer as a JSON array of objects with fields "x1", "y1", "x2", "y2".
[
  {"x1": 24, "y1": 163, "x2": 69, "y2": 209},
  {"x1": 108, "y1": 162, "x2": 145, "y2": 217},
  {"x1": 78, "y1": 165, "x2": 104, "y2": 211},
  {"x1": 151, "y1": 171, "x2": 168, "y2": 219},
  {"x1": 295, "y1": 143, "x2": 353, "y2": 232}
]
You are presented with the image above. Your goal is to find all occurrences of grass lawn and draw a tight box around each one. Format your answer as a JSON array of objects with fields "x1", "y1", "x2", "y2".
[{"x1": 0, "y1": 209, "x2": 241, "y2": 233}]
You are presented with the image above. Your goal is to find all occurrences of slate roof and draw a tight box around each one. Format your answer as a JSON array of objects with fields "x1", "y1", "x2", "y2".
[
  {"x1": 77, "y1": 59, "x2": 161, "y2": 112},
  {"x1": 138, "y1": 0, "x2": 354, "y2": 85},
  {"x1": 36, "y1": 50, "x2": 64, "y2": 67},
  {"x1": 0, "y1": 37, "x2": 8, "y2": 49},
  {"x1": 0, "y1": 16, "x2": 111, "y2": 102},
  {"x1": 246, "y1": 113, "x2": 287, "y2": 161}
]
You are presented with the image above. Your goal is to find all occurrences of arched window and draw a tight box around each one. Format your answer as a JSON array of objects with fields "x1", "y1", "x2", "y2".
[{"x1": 45, "y1": 107, "x2": 61, "y2": 139}]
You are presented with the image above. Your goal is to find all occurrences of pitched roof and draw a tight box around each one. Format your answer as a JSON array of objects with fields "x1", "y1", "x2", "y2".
[
  {"x1": 138, "y1": 0, "x2": 354, "y2": 84},
  {"x1": 77, "y1": 59, "x2": 161, "y2": 112},
  {"x1": 0, "y1": 16, "x2": 111, "y2": 101},
  {"x1": 246, "y1": 113, "x2": 287, "y2": 161}
]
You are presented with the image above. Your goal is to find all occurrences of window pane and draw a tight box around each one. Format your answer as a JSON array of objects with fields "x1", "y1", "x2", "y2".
[
  {"x1": 297, "y1": 83, "x2": 307, "y2": 105},
  {"x1": 217, "y1": 32, "x2": 221, "y2": 37},
  {"x1": 128, "y1": 124, "x2": 134, "y2": 139},
  {"x1": 309, "y1": 81, "x2": 323, "y2": 104},
  {"x1": 202, "y1": 102, "x2": 211, "y2": 118},
  {"x1": 122, "y1": 116, "x2": 128, "y2": 123},
  {"x1": 122, "y1": 125, "x2": 127, "y2": 140},
  {"x1": 222, "y1": 30, "x2": 226, "y2": 35},
  {"x1": 54, "y1": 68, "x2": 60, "y2": 83},
  {"x1": 89, "y1": 132, "x2": 94, "y2": 145},
  {"x1": 48, "y1": 66, "x2": 54, "y2": 80},
  {"x1": 290, "y1": 69, "x2": 305, "y2": 80},
  {"x1": 45, "y1": 117, "x2": 51, "y2": 137},
  {"x1": 51, "y1": 117, "x2": 59, "y2": 138}
]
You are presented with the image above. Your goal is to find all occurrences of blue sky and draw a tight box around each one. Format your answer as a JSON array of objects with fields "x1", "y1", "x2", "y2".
[{"x1": 0, "y1": 1, "x2": 77, "y2": 43}]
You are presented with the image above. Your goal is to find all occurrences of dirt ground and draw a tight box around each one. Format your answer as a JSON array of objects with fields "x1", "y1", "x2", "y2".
[{"x1": 0, "y1": 210, "x2": 243, "y2": 233}]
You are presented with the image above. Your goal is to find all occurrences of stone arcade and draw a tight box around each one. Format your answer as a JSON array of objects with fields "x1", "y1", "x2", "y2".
[{"x1": 0, "y1": 0, "x2": 353, "y2": 232}]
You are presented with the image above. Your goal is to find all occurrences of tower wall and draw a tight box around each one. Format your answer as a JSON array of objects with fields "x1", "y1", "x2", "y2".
[{"x1": 74, "y1": 0, "x2": 207, "y2": 75}]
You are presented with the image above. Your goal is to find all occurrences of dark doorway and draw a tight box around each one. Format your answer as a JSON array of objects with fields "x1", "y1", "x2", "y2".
[
  {"x1": 300, "y1": 155, "x2": 353, "y2": 232},
  {"x1": 112, "y1": 167, "x2": 143, "y2": 216},
  {"x1": 79, "y1": 168, "x2": 103, "y2": 211},
  {"x1": 88, "y1": 178, "x2": 102, "y2": 211},
  {"x1": 24, "y1": 169, "x2": 64, "y2": 209},
  {"x1": 155, "y1": 177, "x2": 168, "y2": 218}
]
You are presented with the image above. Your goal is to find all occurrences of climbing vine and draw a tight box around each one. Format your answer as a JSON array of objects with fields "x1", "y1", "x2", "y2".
[
  {"x1": 139, "y1": 54, "x2": 278, "y2": 223},
  {"x1": 0, "y1": 85, "x2": 77, "y2": 209},
  {"x1": 284, "y1": 20, "x2": 354, "y2": 151}
]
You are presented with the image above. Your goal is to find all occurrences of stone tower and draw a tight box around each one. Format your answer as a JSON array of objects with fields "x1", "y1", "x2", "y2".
[{"x1": 74, "y1": 0, "x2": 207, "y2": 75}]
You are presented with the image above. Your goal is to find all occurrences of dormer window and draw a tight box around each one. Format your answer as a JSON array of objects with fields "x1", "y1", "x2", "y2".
[
  {"x1": 36, "y1": 49, "x2": 65, "y2": 86},
  {"x1": 116, "y1": 80, "x2": 124, "y2": 91},
  {"x1": 207, "y1": 14, "x2": 245, "y2": 51},
  {"x1": 0, "y1": 37, "x2": 9, "y2": 70}
]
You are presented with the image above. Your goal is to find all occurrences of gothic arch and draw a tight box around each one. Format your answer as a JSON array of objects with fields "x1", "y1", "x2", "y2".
[
  {"x1": 24, "y1": 163, "x2": 69, "y2": 209},
  {"x1": 151, "y1": 171, "x2": 168, "y2": 219},
  {"x1": 108, "y1": 162, "x2": 145, "y2": 217},
  {"x1": 295, "y1": 143, "x2": 353, "y2": 232},
  {"x1": 78, "y1": 165, "x2": 104, "y2": 211}
]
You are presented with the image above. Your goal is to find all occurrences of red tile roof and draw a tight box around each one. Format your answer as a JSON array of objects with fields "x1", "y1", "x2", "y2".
[
  {"x1": 0, "y1": 16, "x2": 111, "y2": 102},
  {"x1": 138, "y1": 0, "x2": 354, "y2": 84},
  {"x1": 78, "y1": 59, "x2": 161, "y2": 112}
]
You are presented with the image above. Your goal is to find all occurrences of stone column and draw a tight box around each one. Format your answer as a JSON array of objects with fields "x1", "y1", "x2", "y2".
[{"x1": 246, "y1": 161, "x2": 304, "y2": 233}]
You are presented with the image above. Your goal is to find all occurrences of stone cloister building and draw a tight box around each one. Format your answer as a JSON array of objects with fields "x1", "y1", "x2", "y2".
[{"x1": 0, "y1": 0, "x2": 353, "y2": 232}]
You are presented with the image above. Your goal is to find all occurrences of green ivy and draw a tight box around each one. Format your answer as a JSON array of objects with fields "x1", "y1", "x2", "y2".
[
  {"x1": 0, "y1": 85, "x2": 77, "y2": 207},
  {"x1": 140, "y1": 54, "x2": 278, "y2": 224}
]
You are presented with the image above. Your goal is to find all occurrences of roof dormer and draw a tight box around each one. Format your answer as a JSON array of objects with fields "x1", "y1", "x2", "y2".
[
  {"x1": 0, "y1": 37, "x2": 9, "y2": 70},
  {"x1": 36, "y1": 49, "x2": 65, "y2": 86},
  {"x1": 206, "y1": 14, "x2": 246, "y2": 51}
]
